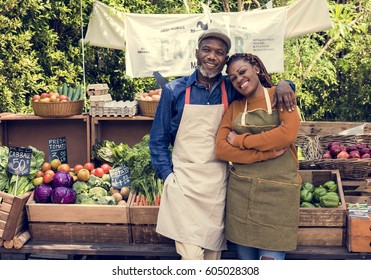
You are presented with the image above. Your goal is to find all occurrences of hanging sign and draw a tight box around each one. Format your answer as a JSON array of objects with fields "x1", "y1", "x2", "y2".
[
  {"x1": 7, "y1": 147, "x2": 32, "y2": 176},
  {"x1": 109, "y1": 164, "x2": 131, "y2": 190},
  {"x1": 48, "y1": 137, "x2": 68, "y2": 163}
]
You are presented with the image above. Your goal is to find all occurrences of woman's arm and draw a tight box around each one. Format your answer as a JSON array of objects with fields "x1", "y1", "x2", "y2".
[
  {"x1": 274, "y1": 80, "x2": 296, "y2": 112},
  {"x1": 215, "y1": 103, "x2": 277, "y2": 164}
]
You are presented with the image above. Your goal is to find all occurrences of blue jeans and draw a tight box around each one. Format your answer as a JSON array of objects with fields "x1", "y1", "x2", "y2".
[{"x1": 236, "y1": 244, "x2": 286, "y2": 260}]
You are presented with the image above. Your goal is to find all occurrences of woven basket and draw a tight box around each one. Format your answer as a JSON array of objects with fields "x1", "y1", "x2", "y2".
[
  {"x1": 295, "y1": 135, "x2": 322, "y2": 169},
  {"x1": 138, "y1": 100, "x2": 159, "y2": 117},
  {"x1": 315, "y1": 158, "x2": 371, "y2": 180},
  {"x1": 315, "y1": 134, "x2": 371, "y2": 179},
  {"x1": 32, "y1": 100, "x2": 84, "y2": 117}
]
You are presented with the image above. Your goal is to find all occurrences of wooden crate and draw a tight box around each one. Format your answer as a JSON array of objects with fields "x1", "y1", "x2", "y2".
[
  {"x1": 347, "y1": 214, "x2": 371, "y2": 252},
  {"x1": 129, "y1": 193, "x2": 172, "y2": 244},
  {"x1": 298, "y1": 170, "x2": 347, "y2": 246},
  {"x1": 0, "y1": 191, "x2": 31, "y2": 242},
  {"x1": 26, "y1": 192, "x2": 131, "y2": 243}
]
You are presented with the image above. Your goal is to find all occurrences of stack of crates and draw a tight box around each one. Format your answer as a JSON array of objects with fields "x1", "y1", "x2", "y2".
[{"x1": 87, "y1": 84, "x2": 137, "y2": 117}]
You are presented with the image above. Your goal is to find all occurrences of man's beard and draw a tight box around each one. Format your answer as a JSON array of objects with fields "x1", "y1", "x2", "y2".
[{"x1": 197, "y1": 65, "x2": 221, "y2": 79}]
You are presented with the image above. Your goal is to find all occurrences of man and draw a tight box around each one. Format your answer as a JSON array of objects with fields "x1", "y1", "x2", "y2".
[{"x1": 149, "y1": 28, "x2": 295, "y2": 260}]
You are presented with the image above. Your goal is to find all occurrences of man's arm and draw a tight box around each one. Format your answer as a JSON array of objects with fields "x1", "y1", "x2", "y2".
[{"x1": 274, "y1": 80, "x2": 297, "y2": 112}]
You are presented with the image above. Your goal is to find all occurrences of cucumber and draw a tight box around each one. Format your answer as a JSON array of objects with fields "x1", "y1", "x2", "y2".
[
  {"x1": 62, "y1": 83, "x2": 68, "y2": 96},
  {"x1": 68, "y1": 86, "x2": 74, "y2": 100},
  {"x1": 72, "y1": 85, "x2": 82, "y2": 100}
]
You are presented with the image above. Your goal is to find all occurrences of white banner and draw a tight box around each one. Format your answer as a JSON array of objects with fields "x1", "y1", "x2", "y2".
[{"x1": 84, "y1": 0, "x2": 333, "y2": 78}]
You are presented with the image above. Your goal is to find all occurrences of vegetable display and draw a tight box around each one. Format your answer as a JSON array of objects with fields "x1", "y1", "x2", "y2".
[
  {"x1": 300, "y1": 180, "x2": 341, "y2": 208},
  {"x1": 0, "y1": 145, "x2": 45, "y2": 196}
]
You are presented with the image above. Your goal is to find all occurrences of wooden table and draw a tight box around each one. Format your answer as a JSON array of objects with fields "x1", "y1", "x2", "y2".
[{"x1": 1, "y1": 241, "x2": 371, "y2": 260}]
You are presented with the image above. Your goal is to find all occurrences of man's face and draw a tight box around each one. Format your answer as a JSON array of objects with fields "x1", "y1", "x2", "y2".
[{"x1": 196, "y1": 38, "x2": 229, "y2": 78}]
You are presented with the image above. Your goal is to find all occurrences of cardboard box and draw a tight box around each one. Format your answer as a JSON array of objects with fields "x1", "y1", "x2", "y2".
[
  {"x1": 298, "y1": 170, "x2": 347, "y2": 246},
  {"x1": 347, "y1": 214, "x2": 371, "y2": 252},
  {"x1": 26, "y1": 192, "x2": 132, "y2": 243},
  {"x1": 0, "y1": 191, "x2": 31, "y2": 243}
]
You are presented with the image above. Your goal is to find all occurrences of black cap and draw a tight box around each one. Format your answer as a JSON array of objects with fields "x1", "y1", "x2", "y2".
[{"x1": 198, "y1": 28, "x2": 231, "y2": 52}]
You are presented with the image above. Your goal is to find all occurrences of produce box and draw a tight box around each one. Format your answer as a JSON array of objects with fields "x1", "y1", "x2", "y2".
[
  {"x1": 129, "y1": 193, "x2": 172, "y2": 244},
  {"x1": 26, "y1": 192, "x2": 132, "y2": 243},
  {"x1": 298, "y1": 170, "x2": 347, "y2": 246},
  {"x1": 0, "y1": 191, "x2": 31, "y2": 244},
  {"x1": 346, "y1": 214, "x2": 371, "y2": 252}
]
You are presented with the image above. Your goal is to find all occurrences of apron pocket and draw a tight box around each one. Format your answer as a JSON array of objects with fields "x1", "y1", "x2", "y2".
[
  {"x1": 227, "y1": 170, "x2": 253, "y2": 219},
  {"x1": 250, "y1": 178, "x2": 300, "y2": 228}
]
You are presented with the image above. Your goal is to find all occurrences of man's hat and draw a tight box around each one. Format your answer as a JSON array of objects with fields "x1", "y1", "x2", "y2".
[{"x1": 198, "y1": 28, "x2": 231, "y2": 52}]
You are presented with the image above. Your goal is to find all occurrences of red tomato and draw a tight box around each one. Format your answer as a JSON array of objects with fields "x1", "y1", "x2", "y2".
[
  {"x1": 90, "y1": 169, "x2": 96, "y2": 176},
  {"x1": 101, "y1": 163, "x2": 111, "y2": 174},
  {"x1": 73, "y1": 164, "x2": 84, "y2": 174},
  {"x1": 35, "y1": 170, "x2": 44, "y2": 178},
  {"x1": 94, "y1": 167, "x2": 104, "y2": 178},
  {"x1": 83, "y1": 162, "x2": 94, "y2": 172},
  {"x1": 43, "y1": 173, "x2": 54, "y2": 184}
]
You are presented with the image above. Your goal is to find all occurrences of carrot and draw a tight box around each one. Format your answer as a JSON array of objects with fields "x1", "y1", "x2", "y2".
[{"x1": 135, "y1": 193, "x2": 141, "y2": 205}]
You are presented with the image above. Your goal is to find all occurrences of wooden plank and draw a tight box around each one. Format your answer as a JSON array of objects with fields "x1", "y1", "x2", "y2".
[
  {"x1": 299, "y1": 121, "x2": 370, "y2": 136},
  {"x1": 297, "y1": 227, "x2": 345, "y2": 246},
  {"x1": 29, "y1": 223, "x2": 132, "y2": 244},
  {"x1": 26, "y1": 192, "x2": 130, "y2": 224},
  {"x1": 131, "y1": 225, "x2": 173, "y2": 244},
  {"x1": 2, "y1": 192, "x2": 30, "y2": 241}
]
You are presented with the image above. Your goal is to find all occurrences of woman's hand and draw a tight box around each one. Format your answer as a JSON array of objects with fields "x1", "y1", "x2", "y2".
[
  {"x1": 273, "y1": 80, "x2": 296, "y2": 112},
  {"x1": 274, "y1": 147, "x2": 288, "y2": 157},
  {"x1": 227, "y1": 131, "x2": 238, "y2": 146}
]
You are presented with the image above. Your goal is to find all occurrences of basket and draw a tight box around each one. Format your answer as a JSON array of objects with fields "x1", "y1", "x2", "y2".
[
  {"x1": 138, "y1": 100, "x2": 159, "y2": 117},
  {"x1": 295, "y1": 135, "x2": 322, "y2": 169},
  {"x1": 32, "y1": 100, "x2": 84, "y2": 118},
  {"x1": 315, "y1": 134, "x2": 371, "y2": 180},
  {"x1": 315, "y1": 158, "x2": 371, "y2": 180}
]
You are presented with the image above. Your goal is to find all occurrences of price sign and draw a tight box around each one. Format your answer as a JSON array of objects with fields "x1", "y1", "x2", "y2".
[
  {"x1": 48, "y1": 137, "x2": 68, "y2": 163},
  {"x1": 7, "y1": 147, "x2": 32, "y2": 176},
  {"x1": 109, "y1": 164, "x2": 131, "y2": 190}
]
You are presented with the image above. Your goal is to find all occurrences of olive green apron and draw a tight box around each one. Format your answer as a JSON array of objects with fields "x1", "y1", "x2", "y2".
[
  {"x1": 156, "y1": 82, "x2": 229, "y2": 251},
  {"x1": 225, "y1": 88, "x2": 300, "y2": 251}
]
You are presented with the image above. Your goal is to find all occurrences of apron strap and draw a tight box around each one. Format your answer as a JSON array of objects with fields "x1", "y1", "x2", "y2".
[
  {"x1": 185, "y1": 80, "x2": 229, "y2": 113},
  {"x1": 241, "y1": 87, "x2": 271, "y2": 125}
]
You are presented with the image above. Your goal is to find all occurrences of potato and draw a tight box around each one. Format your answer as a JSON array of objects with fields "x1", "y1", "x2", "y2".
[
  {"x1": 120, "y1": 186, "x2": 130, "y2": 200},
  {"x1": 112, "y1": 192, "x2": 123, "y2": 203}
]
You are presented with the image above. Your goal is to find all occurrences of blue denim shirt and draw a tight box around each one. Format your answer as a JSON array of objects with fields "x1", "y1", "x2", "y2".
[{"x1": 148, "y1": 70, "x2": 238, "y2": 181}]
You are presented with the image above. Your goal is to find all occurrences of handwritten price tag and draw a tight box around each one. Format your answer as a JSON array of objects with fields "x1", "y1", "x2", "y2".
[
  {"x1": 7, "y1": 147, "x2": 32, "y2": 176},
  {"x1": 109, "y1": 165, "x2": 131, "y2": 190},
  {"x1": 48, "y1": 137, "x2": 68, "y2": 163}
]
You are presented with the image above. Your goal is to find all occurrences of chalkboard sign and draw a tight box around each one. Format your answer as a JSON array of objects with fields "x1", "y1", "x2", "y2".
[
  {"x1": 109, "y1": 164, "x2": 131, "y2": 190},
  {"x1": 48, "y1": 137, "x2": 68, "y2": 163},
  {"x1": 7, "y1": 147, "x2": 32, "y2": 176}
]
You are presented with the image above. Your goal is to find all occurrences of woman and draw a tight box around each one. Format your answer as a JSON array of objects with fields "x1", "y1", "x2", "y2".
[{"x1": 215, "y1": 53, "x2": 301, "y2": 260}]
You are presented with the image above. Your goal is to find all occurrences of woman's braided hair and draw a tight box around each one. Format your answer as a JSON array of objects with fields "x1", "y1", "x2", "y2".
[{"x1": 226, "y1": 53, "x2": 273, "y2": 88}]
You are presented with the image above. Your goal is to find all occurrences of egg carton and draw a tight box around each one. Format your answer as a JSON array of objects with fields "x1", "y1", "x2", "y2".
[
  {"x1": 87, "y1": 83, "x2": 109, "y2": 96},
  {"x1": 89, "y1": 94, "x2": 112, "y2": 107},
  {"x1": 89, "y1": 100, "x2": 138, "y2": 117}
]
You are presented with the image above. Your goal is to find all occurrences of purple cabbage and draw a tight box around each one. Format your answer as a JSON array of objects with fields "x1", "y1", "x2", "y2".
[
  {"x1": 51, "y1": 186, "x2": 77, "y2": 204},
  {"x1": 51, "y1": 171, "x2": 73, "y2": 189},
  {"x1": 34, "y1": 184, "x2": 53, "y2": 203}
]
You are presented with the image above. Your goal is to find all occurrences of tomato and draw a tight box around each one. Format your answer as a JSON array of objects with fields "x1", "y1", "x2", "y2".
[
  {"x1": 73, "y1": 164, "x2": 84, "y2": 174},
  {"x1": 41, "y1": 162, "x2": 51, "y2": 172},
  {"x1": 94, "y1": 167, "x2": 104, "y2": 178},
  {"x1": 45, "y1": 169, "x2": 55, "y2": 176},
  {"x1": 83, "y1": 162, "x2": 94, "y2": 172},
  {"x1": 32, "y1": 95, "x2": 41, "y2": 102},
  {"x1": 77, "y1": 169, "x2": 90, "y2": 182},
  {"x1": 57, "y1": 163, "x2": 71, "y2": 173},
  {"x1": 90, "y1": 169, "x2": 96, "y2": 175},
  {"x1": 35, "y1": 170, "x2": 44, "y2": 178},
  {"x1": 59, "y1": 94, "x2": 69, "y2": 102},
  {"x1": 40, "y1": 92, "x2": 49, "y2": 99},
  {"x1": 43, "y1": 173, "x2": 54, "y2": 184},
  {"x1": 101, "y1": 163, "x2": 111, "y2": 174}
]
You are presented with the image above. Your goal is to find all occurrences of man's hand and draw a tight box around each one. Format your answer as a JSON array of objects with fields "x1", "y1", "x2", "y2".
[{"x1": 273, "y1": 80, "x2": 296, "y2": 112}]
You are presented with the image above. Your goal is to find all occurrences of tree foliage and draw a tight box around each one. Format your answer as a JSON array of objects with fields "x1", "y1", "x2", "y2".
[{"x1": 0, "y1": 0, "x2": 369, "y2": 121}]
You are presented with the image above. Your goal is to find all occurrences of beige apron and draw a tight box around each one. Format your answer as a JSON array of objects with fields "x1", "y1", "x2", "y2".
[
  {"x1": 156, "y1": 82, "x2": 229, "y2": 251},
  {"x1": 225, "y1": 88, "x2": 300, "y2": 251}
]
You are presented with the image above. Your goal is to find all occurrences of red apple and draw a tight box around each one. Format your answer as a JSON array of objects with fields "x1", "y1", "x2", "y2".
[
  {"x1": 349, "y1": 150, "x2": 361, "y2": 159},
  {"x1": 59, "y1": 94, "x2": 69, "y2": 102},
  {"x1": 361, "y1": 153, "x2": 370, "y2": 159},
  {"x1": 32, "y1": 95, "x2": 41, "y2": 102},
  {"x1": 40, "y1": 92, "x2": 49, "y2": 99}
]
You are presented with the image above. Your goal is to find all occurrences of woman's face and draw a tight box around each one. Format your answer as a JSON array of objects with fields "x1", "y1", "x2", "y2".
[
  {"x1": 227, "y1": 60, "x2": 260, "y2": 98},
  {"x1": 196, "y1": 38, "x2": 228, "y2": 79}
]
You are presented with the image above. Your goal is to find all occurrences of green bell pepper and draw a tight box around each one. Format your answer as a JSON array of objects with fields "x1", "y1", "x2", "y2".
[
  {"x1": 300, "y1": 182, "x2": 315, "y2": 192},
  {"x1": 313, "y1": 186, "x2": 327, "y2": 202},
  {"x1": 323, "y1": 180, "x2": 338, "y2": 192},
  {"x1": 301, "y1": 202, "x2": 315, "y2": 208},
  {"x1": 319, "y1": 192, "x2": 340, "y2": 207},
  {"x1": 300, "y1": 189, "x2": 314, "y2": 203}
]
